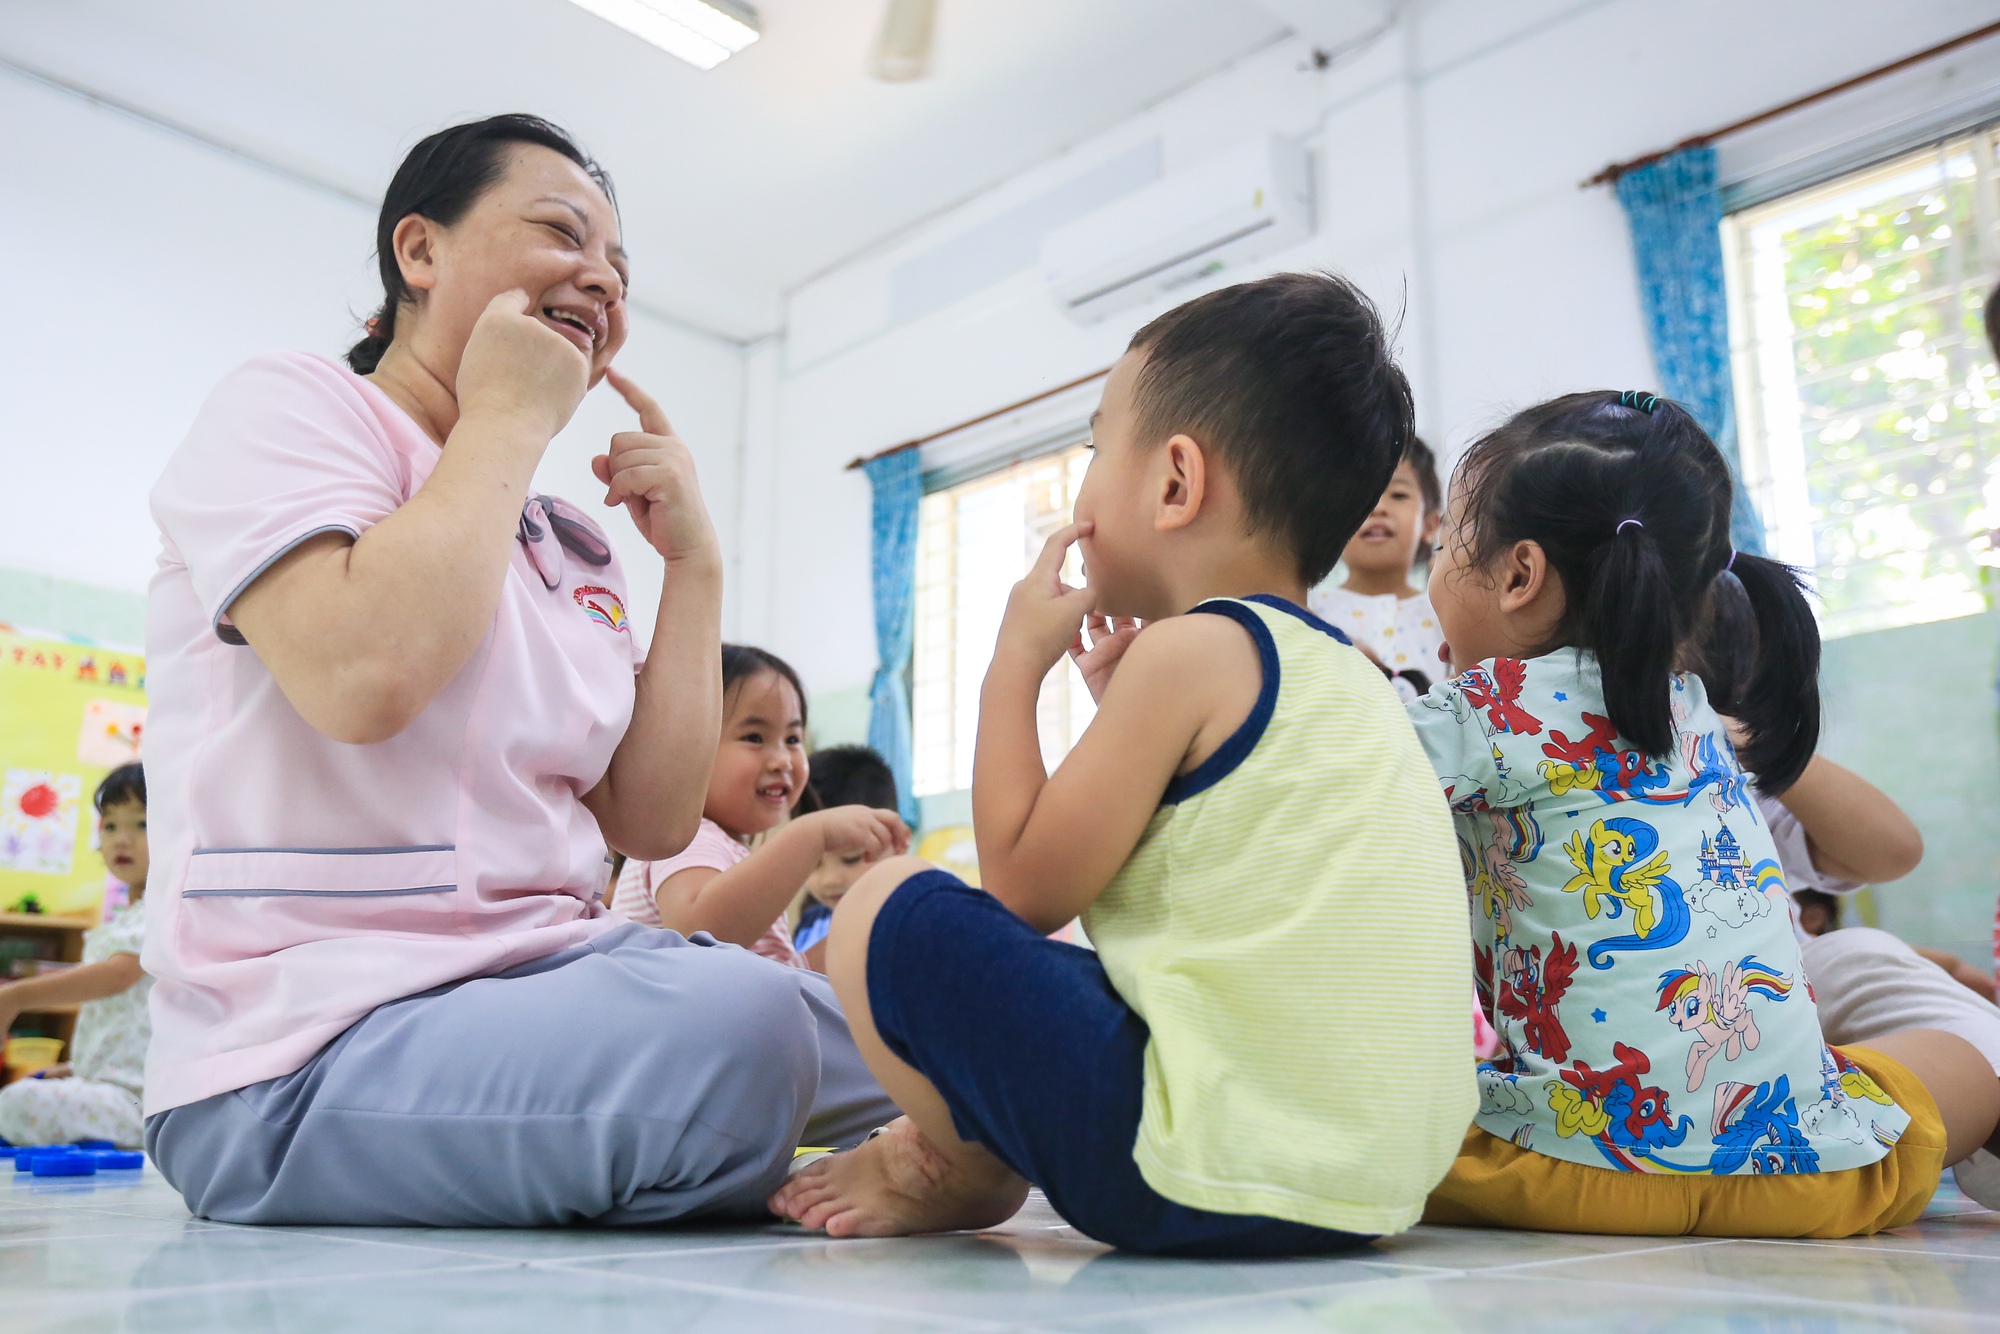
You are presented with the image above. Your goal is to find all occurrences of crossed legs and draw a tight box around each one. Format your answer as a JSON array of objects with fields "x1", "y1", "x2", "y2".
[{"x1": 767, "y1": 858, "x2": 1029, "y2": 1236}]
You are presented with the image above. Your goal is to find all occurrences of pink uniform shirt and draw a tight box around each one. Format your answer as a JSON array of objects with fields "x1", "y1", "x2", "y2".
[
  {"x1": 611, "y1": 819, "x2": 805, "y2": 969},
  {"x1": 142, "y1": 352, "x2": 639, "y2": 1115}
]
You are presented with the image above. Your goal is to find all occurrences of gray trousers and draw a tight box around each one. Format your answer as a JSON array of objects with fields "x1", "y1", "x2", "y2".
[{"x1": 146, "y1": 923, "x2": 898, "y2": 1226}]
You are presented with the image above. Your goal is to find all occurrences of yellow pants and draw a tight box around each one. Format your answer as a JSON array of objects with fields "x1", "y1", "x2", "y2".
[{"x1": 1424, "y1": 1045, "x2": 1947, "y2": 1238}]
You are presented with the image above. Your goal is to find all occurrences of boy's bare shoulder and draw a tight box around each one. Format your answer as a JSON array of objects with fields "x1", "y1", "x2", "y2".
[{"x1": 1115, "y1": 610, "x2": 1262, "y2": 691}]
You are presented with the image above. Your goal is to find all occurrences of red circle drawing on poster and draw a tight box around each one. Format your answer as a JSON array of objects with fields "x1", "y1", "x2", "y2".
[{"x1": 18, "y1": 783, "x2": 58, "y2": 819}]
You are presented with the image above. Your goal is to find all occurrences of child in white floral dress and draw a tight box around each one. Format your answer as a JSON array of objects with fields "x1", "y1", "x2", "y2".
[{"x1": 0, "y1": 765, "x2": 153, "y2": 1148}]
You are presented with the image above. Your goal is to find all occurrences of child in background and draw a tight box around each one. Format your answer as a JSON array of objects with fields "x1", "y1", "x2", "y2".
[
  {"x1": 1411, "y1": 390, "x2": 2000, "y2": 1235},
  {"x1": 0, "y1": 765, "x2": 152, "y2": 1148},
  {"x1": 612, "y1": 646, "x2": 909, "y2": 967},
  {"x1": 1308, "y1": 436, "x2": 1446, "y2": 700},
  {"x1": 792, "y1": 746, "x2": 901, "y2": 972},
  {"x1": 773, "y1": 273, "x2": 1475, "y2": 1255},
  {"x1": 1691, "y1": 499, "x2": 2000, "y2": 1205}
]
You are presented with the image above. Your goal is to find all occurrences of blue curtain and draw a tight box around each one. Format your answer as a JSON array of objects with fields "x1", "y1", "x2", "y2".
[
  {"x1": 1614, "y1": 146, "x2": 1765, "y2": 556},
  {"x1": 863, "y1": 449, "x2": 923, "y2": 827}
]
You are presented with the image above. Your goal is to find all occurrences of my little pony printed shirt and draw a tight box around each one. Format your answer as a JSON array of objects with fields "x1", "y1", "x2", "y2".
[{"x1": 1407, "y1": 651, "x2": 1910, "y2": 1177}]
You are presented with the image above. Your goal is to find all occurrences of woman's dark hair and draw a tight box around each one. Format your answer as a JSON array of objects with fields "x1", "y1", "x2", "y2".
[
  {"x1": 93, "y1": 763, "x2": 145, "y2": 813},
  {"x1": 1450, "y1": 391, "x2": 1819, "y2": 791},
  {"x1": 721, "y1": 644, "x2": 809, "y2": 733},
  {"x1": 347, "y1": 114, "x2": 613, "y2": 374}
]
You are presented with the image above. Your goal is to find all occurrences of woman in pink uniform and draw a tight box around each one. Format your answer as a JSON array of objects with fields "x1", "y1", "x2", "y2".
[{"x1": 140, "y1": 115, "x2": 894, "y2": 1226}]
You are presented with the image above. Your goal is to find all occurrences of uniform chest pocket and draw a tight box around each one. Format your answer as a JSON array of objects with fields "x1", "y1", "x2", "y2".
[{"x1": 183, "y1": 846, "x2": 456, "y2": 898}]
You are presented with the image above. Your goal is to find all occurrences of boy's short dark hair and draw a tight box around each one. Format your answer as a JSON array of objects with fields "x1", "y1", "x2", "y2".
[
  {"x1": 94, "y1": 763, "x2": 145, "y2": 813},
  {"x1": 807, "y1": 745, "x2": 899, "y2": 813},
  {"x1": 1129, "y1": 272, "x2": 1414, "y2": 586},
  {"x1": 1404, "y1": 435, "x2": 1442, "y2": 519}
]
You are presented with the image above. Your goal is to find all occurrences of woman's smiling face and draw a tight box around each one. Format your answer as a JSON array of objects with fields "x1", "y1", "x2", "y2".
[{"x1": 394, "y1": 143, "x2": 630, "y2": 390}]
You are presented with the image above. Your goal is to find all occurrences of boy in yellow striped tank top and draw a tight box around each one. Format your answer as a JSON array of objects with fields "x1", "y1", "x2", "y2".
[{"x1": 770, "y1": 274, "x2": 1477, "y2": 1255}]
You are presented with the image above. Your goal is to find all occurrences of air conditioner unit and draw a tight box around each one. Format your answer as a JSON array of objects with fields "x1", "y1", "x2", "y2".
[{"x1": 1041, "y1": 136, "x2": 1313, "y2": 325}]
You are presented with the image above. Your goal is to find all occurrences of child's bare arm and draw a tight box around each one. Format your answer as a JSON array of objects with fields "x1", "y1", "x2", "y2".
[
  {"x1": 1911, "y1": 946, "x2": 1999, "y2": 1004},
  {"x1": 973, "y1": 526, "x2": 1257, "y2": 933},
  {"x1": 1778, "y1": 755, "x2": 1922, "y2": 885},
  {"x1": 653, "y1": 808, "x2": 907, "y2": 946},
  {"x1": 0, "y1": 955, "x2": 143, "y2": 1030}
]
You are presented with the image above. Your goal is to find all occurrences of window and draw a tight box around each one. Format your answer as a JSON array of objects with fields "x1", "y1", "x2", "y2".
[
  {"x1": 1723, "y1": 127, "x2": 2000, "y2": 638},
  {"x1": 911, "y1": 443, "x2": 1095, "y2": 796}
]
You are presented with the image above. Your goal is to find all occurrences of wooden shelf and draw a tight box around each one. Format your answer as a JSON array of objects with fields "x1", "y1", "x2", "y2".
[
  {"x1": 0, "y1": 912, "x2": 98, "y2": 932},
  {"x1": 1, "y1": 914, "x2": 96, "y2": 1063}
]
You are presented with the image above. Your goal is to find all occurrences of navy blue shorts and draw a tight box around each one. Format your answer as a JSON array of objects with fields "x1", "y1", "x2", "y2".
[{"x1": 866, "y1": 869, "x2": 1371, "y2": 1258}]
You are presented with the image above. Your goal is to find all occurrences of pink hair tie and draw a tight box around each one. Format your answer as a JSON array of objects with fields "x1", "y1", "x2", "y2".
[{"x1": 1617, "y1": 518, "x2": 1644, "y2": 534}]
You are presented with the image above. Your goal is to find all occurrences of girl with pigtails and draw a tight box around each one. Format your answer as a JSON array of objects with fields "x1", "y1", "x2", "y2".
[{"x1": 1408, "y1": 390, "x2": 2000, "y2": 1237}]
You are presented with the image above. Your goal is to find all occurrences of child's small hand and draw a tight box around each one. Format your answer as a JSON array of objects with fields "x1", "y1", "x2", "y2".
[
  {"x1": 806, "y1": 805, "x2": 912, "y2": 864},
  {"x1": 1069, "y1": 613, "x2": 1142, "y2": 704},
  {"x1": 997, "y1": 523, "x2": 1097, "y2": 676},
  {"x1": 593, "y1": 369, "x2": 720, "y2": 568}
]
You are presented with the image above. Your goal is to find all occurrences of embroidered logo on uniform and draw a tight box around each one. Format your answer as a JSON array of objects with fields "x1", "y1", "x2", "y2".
[{"x1": 573, "y1": 585, "x2": 628, "y2": 633}]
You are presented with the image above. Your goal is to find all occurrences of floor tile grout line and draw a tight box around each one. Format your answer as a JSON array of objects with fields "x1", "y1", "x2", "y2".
[
  {"x1": 1027, "y1": 1269, "x2": 1466, "y2": 1329},
  {"x1": 1749, "y1": 1236, "x2": 2000, "y2": 1265},
  {"x1": 530, "y1": 1236, "x2": 878, "y2": 1265},
  {"x1": 545, "y1": 1263, "x2": 1014, "y2": 1329},
  {"x1": 1452, "y1": 1236, "x2": 1737, "y2": 1276},
  {"x1": 262, "y1": 1225, "x2": 867, "y2": 1265},
  {"x1": 1475, "y1": 1264, "x2": 2000, "y2": 1326},
  {"x1": 1, "y1": 1260, "x2": 527, "y2": 1313}
]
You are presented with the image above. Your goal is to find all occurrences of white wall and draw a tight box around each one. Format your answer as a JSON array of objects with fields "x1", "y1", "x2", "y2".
[
  {"x1": 0, "y1": 68, "x2": 748, "y2": 644},
  {"x1": 751, "y1": 0, "x2": 2000, "y2": 698}
]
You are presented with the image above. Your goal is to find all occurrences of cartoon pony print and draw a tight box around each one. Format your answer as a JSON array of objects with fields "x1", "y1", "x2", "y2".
[
  {"x1": 1655, "y1": 956, "x2": 1793, "y2": 1092},
  {"x1": 1537, "y1": 713, "x2": 1673, "y2": 804},
  {"x1": 1709, "y1": 1076, "x2": 1821, "y2": 1175},
  {"x1": 1545, "y1": 1042, "x2": 1693, "y2": 1170},
  {"x1": 1472, "y1": 808, "x2": 1541, "y2": 939},
  {"x1": 1459, "y1": 659, "x2": 1543, "y2": 737},
  {"x1": 1680, "y1": 730, "x2": 1751, "y2": 816},
  {"x1": 1560, "y1": 817, "x2": 1691, "y2": 969},
  {"x1": 1801, "y1": 1046, "x2": 1901, "y2": 1147},
  {"x1": 1497, "y1": 933, "x2": 1578, "y2": 1064}
]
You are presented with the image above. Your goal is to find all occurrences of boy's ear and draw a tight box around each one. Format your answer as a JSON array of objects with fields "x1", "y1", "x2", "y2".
[
  {"x1": 1154, "y1": 434, "x2": 1208, "y2": 533},
  {"x1": 1421, "y1": 508, "x2": 1443, "y2": 544}
]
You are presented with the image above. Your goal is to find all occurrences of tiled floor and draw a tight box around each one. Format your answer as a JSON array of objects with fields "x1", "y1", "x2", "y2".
[{"x1": 3, "y1": 1166, "x2": 1997, "y2": 1332}]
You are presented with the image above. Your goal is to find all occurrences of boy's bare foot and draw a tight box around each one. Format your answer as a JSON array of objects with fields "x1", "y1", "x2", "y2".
[{"x1": 767, "y1": 1117, "x2": 1029, "y2": 1238}]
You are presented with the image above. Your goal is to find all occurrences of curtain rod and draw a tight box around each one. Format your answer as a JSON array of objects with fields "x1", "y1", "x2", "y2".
[
  {"x1": 1582, "y1": 19, "x2": 2000, "y2": 189},
  {"x1": 844, "y1": 365, "x2": 1114, "y2": 471}
]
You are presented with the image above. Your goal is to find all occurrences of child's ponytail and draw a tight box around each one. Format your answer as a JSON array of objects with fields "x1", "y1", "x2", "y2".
[
  {"x1": 1721, "y1": 553, "x2": 1820, "y2": 792},
  {"x1": 1451, "y1": 392, "x2": 1810, "y2": 770},
  {"x1": 1584, "y1": 511, "x2": 1682, "y2": 758}
]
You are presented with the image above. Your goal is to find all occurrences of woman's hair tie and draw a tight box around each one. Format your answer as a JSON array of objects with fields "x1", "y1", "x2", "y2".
[
  {"x1": 1617, "y1": 390, "x2": 1660, "y2": 414},
  {"x1": 1727, "y1": 547, "x2": 1738, "y2": 571},
  {"x1": 1617, "y1": 518, "x2": 1644, "y2": 534}
]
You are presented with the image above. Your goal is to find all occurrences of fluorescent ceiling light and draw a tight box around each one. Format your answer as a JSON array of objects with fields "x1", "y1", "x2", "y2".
[{"x1": 568, "y1": 0, "x2": 760, "y2": 70}]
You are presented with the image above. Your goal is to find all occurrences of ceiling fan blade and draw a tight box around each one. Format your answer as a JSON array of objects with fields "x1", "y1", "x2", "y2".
[{"x1": 871, "y1": 0, "x2": 936, "y2": 82}]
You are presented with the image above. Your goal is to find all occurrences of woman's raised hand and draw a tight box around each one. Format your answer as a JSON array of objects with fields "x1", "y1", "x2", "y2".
[
  {"x1": 595, "y1": 368, "x2": 720, "y2": 568},
  {"x1": 456, "y1": 288, "x2": 591, "y2": 442}
]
